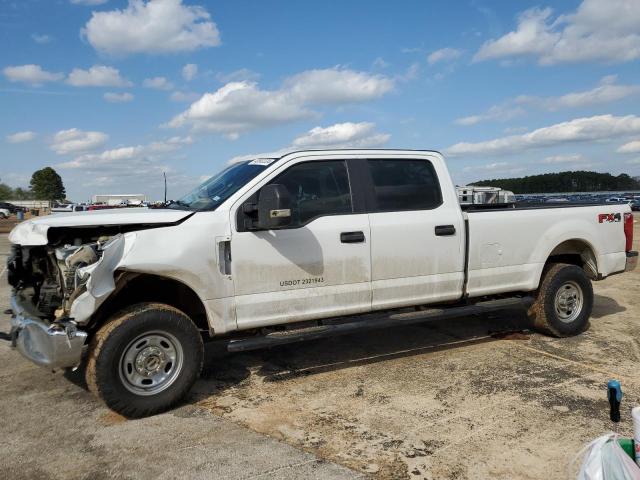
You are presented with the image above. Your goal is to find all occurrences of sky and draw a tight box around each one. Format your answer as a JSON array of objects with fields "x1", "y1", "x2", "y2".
[{"x1": 1, "y1": 0, "x2": 640, "y2": 202}]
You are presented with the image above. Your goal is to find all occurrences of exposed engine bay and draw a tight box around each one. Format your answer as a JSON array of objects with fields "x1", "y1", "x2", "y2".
[
  {"x1": 6, "y1": 209, "x2": 196, "y2": 329},
  {"x1": 7, "y1": 220, "x2": 167, "y2": 321},
  {"x1": 8, "y1": 233, "x2": 114, "y2": 320}
]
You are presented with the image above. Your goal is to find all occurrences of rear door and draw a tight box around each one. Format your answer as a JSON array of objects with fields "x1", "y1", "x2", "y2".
[
  {"x1": 230, "y1": 158, "x2": 372, "y2": 329},
  {"x1": 366, "y1": 157, "x2": 465, "y2": 310}
]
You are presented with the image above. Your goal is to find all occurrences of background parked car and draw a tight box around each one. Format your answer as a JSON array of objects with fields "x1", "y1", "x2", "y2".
[
  {"x1": 0, "y1": 208, "x2": 10, "y2": 219},
  {"x1": 0, "y1": 202, "x2": 25, "y2": 213}
]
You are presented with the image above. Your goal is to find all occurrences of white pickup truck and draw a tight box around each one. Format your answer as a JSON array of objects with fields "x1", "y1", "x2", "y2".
[{"x1": 6, "y1": 150, "x2": 637, "y2": 417}]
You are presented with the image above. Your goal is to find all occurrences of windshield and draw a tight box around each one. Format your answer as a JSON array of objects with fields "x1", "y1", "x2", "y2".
[{"x1": 171, "y1": 160, "x2": 272, "y2": 211}]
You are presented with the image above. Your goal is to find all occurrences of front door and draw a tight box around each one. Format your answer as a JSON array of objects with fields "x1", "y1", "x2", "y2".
[{"x1": 230, "y1": 159, "x2": 371, "y2": 329}]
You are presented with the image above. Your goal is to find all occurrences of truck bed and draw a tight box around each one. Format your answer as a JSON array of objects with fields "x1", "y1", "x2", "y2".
[{"x1": 463, "y1": 202, "x2": 629, "y2": 298}]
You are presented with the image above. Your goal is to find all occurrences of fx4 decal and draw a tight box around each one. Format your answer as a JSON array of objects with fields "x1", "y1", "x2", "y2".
[{"x1": 598, "y1": 213, "x2": 622, "y2": 223}]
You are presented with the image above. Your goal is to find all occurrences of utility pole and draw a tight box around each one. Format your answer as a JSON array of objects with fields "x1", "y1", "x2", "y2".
[{"x1": 163, "y1": 171, "x2": 167, "y2": 204}]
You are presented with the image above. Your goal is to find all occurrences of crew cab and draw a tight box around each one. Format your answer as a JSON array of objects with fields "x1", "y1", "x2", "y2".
[{"x1": 6, "y1": 150, "x2": 637, "y2": 417}]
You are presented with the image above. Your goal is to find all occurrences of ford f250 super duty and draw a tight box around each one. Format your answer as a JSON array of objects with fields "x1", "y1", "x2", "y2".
[{"x1": 6, "y1": 150, "x2": 638, "y2": 417}]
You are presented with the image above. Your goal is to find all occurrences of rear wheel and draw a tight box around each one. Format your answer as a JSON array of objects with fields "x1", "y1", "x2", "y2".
[
  {"x1": 528, "y1": 263, "x2": 593, "y2": 337},
  {"x1": 86, "y1": 303, "x2": 203, "y2": 418}
]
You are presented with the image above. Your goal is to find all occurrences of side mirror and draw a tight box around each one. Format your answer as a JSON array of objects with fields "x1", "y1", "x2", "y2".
[{"x1": 257, "y1": 184, "x2": 292, "y2": 229}]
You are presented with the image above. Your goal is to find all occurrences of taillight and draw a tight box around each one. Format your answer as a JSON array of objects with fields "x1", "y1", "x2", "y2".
[{"x1": 624, "y1": 212, "x2": 634, "y2": 252}]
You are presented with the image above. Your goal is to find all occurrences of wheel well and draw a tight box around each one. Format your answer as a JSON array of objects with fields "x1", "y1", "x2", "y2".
[
  {"x1": 89, "y1": 272, "x2": 211, "y2": 336},
  {"x1": 546, "y1": 239, "x2": 598, "y2": 279}
]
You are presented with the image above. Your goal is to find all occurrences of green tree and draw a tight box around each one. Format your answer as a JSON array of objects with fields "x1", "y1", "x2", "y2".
[
  {"x1": 13, "y1": 187, "x2": 33, "y2": 200},
  {"x1": 29, "y1": 167, "x2": 66, "y2": 201},
  {"x1": 471, "y1": 171, "x2": 640, "y2": 194},
  {"x1": 0, "y1": 182, "x2": 12, "y2": 200}
]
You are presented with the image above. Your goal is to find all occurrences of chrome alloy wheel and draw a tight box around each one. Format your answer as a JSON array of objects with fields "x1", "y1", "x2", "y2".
[
  {"x1": 119, "y1": 331, "x2": 184, "y2": 396},
  {"x1": 554, "y1": 281, "x2": 583, "y2": 323}
]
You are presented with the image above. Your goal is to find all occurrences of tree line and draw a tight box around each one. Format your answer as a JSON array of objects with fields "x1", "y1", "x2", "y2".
[
  {"x1": 471, "y1": 171, "x2": 640, "y2": 194},
  {"x1": 0, "y1": 167, "x2": 66, "y2": 201}
]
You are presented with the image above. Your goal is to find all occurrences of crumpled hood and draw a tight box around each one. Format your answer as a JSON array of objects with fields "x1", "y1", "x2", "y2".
[{"x1": 9, "y1": 208, "x2": 193, "y2": 246}]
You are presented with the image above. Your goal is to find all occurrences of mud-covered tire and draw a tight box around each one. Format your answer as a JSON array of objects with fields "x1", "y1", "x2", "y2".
[
  {"x1": 528, "y1": 263, "x2": 593, "y2": 337},
  {"x1": 86, "y1": 303, "x2": 203, "y2": 418}
]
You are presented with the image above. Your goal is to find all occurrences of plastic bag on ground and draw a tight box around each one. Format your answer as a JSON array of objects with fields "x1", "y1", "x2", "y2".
[{"x1": 576, "y1": 433, "x2": 640, "y2": 480}]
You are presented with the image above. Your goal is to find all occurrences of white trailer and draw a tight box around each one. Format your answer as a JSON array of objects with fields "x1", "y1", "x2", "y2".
[
  {"x1": 457, "y1": 186, "x2": 515, "y2": 205},
  {"x1": 92, "y1": 194, "x2": 147, "y2": 206}
]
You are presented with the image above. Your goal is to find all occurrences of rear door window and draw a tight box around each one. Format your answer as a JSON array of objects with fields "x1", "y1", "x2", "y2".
[{"x1": 367, "y1": 159, "x2": 442, "y2": 212}]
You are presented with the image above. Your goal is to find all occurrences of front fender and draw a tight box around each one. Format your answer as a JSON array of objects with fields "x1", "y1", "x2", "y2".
[{"x1": 69, "y1": 233, "x2": 134, "y2": 324}]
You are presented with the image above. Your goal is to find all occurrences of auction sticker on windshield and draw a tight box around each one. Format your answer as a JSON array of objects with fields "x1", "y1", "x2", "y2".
[{"x1": 249, "y1": 158, "x2": 275, "y2": 166}]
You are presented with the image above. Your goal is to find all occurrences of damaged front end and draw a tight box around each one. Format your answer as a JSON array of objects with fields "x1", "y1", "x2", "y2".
[{"x1": 8, "y1": 233, "x2": 127, "y2": 369}]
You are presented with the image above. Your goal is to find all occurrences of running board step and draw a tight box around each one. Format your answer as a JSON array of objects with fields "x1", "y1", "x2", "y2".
[{"x1": 226, "y1": 296, "x2": 534, "y2": 353}]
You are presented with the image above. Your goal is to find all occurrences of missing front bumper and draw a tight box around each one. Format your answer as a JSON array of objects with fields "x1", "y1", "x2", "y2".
[{"x1": 9, "y1": 294, "x2": 88, "y2": 369}]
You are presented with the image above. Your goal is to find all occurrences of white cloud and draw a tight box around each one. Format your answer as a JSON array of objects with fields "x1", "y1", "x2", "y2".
[
  {"x1": 82, "y1": 0, "x2": 221, "y2": 55},
  {"x1": 31, "y1": 34, "x2": 52, "y2": 44},
  {"x1": 170, "y1": 91, "x2": 199, "y2": 102},
  {"x1": 215, "y1": 68, "x2": 261, "y2": 83},
  {"x1": 427, "y1": 48, "x2": 463, "y2": 65},
  {"x1": 6, "y1": 131, "x2": 37, "y2": 144},
  {"x1": 182, "y1": 63, "x2": 198, "y2": 81},
  {"x1": 3, "y1": 64, "x2": 64, "y2": 86},
  {"x1": 461, "y1": 162, "x2": 526, "y2": 180},
  {"x1": 50, "y1": 128, "x2": 109, "y2": 155},
  {"x1": 57, "y1": 136, "x2": 193, "y2": 190},
  {"x1": 228, "y1": 122, "x2": 391, "y2": 164},
  {"x1": 372, "y1": 57, "x2": 390, "y2": 69},
  {"x1": 617, "y1": 140, "x2": 640, "y2": 154},
  {"x1": 456, "y1": 104, "x2": 525, "y2": 126},
  {"x1": 143, "y1": 76, "x2": 174, "y2": 90},
  {"x1": 463, "y1": 162, "x2": 512, "y2": 172},
  {"x1": 456, "y1": 76, "x2": 640, "y2": 126},
  {"x1": 284, "y1": 67, "x2": 394, "y2": 104},
  {"x1": 474, "y1": 8, "x2": 557, "y2": 63},
  {"x1": 168, "y1": 81, "x2": 312, "y2": 135},
  {"x1": 542, "y1": 154, "x2": 585, "y2": 163},
  {"x1": 60, "y1": 146, "x2": 144, "y2": 168},
  {"x1": 169, "y1": 67, "x2": 393, "y2": 137},
  {"x1": 104, "y1": 92, "x2": 134, "y2": 103},
  {"x1": 474, "y1": 0, "x2": 640, "y2": 65},
  {"x1": 70, "y1": 0, "x2": 108, "y2": 5},
  {"x1": 291, "y1": 122, "x2": 390, "y2": 149},
  {"x1": 67, "y1": 65, "x2": 132, "y2": 87},
  {"x1": 148, "y1": 135, "x2": 192, "y2": 152},
  {"x1": 534, "y1": 76, "x2": 640, "y2": 110},
  {"x1": 396, "y1": 62, "x2": 420, "y2": 82},
  {"x1": 447, "y1": 114, "x2": 640, "y2": 157}
]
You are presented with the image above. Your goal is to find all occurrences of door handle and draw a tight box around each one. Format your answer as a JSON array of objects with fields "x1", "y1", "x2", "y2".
[
  {"x1": 340, "y1": 231, "x2": 365, "y2": 243},
  {"x1": 434, "y1": 225, "x2": 456, "y2": 236}
]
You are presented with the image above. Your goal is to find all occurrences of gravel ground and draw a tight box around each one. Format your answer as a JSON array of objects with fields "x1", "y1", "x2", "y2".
[
  {"x1": 1, "y1": 214, "x2": 638, "y2": 479},
  {"x1": 0, "y1": 234, "x2": 361, "y2": 480}
]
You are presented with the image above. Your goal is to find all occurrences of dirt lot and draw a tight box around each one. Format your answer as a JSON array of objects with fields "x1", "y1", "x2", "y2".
[
  {"x1": 1, "y1": 215, "x2": 639, "y2": 479},
  {"x1": 0, "y1": 210, "x2": 45, "y2": 233},
  {"x1": 0, "y1": 216, "x2": 19, "y2": 234}
]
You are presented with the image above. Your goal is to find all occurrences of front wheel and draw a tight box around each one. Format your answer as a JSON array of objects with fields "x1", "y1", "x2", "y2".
[
  {"x1": 86, "y1": 303, "x2": 203, "y2": 418},
  {"x1": 528, "y1": 263, "x2": 593, "y2": 337}
]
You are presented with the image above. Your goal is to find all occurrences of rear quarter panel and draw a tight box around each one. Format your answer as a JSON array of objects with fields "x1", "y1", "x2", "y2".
[{"x1": 466, "y1": 204, "x2": 629, "y2": 296}]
